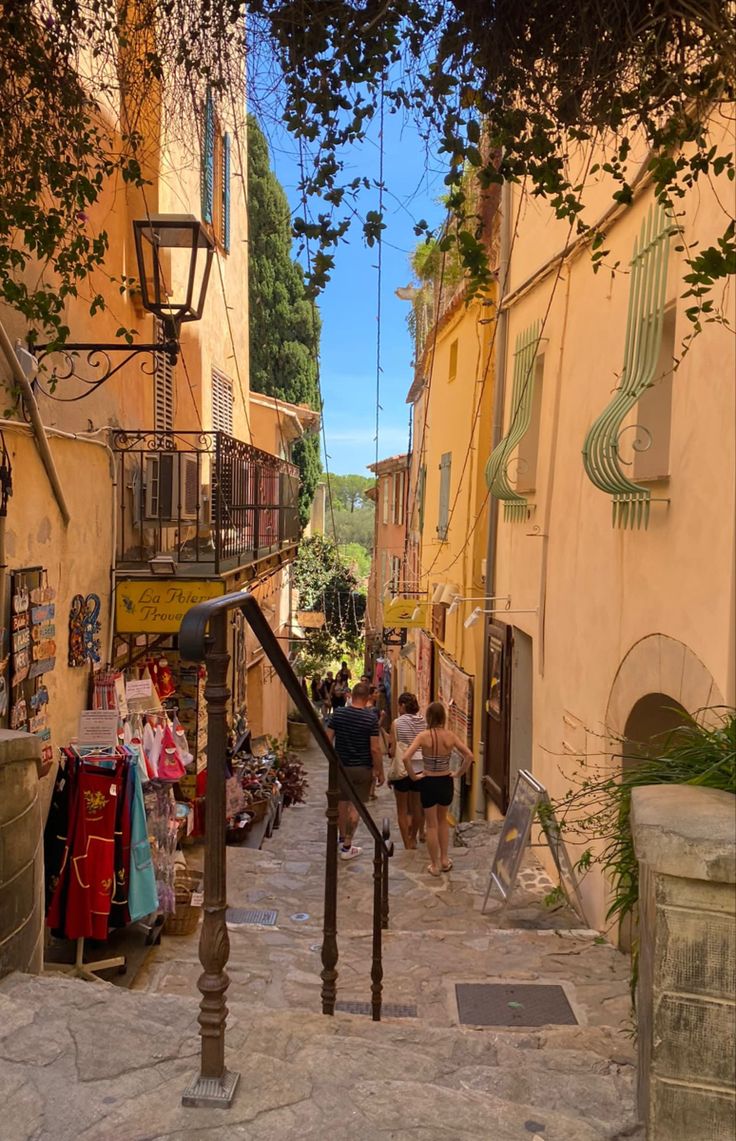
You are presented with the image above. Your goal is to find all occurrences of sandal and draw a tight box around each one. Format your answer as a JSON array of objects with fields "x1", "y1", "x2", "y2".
[
  {"x1": 427, "y1": 864, "x2": 441, "y2": 878},
  {"x1": 441, "y1": 860, "x2": 453, "y2": 873}
]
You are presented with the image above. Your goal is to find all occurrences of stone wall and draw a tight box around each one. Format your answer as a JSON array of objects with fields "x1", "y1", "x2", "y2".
[
  {"x1": 0, "y1": 730, "x2": 44, "y2": 977},
  {"x1": 631, "y1": 785, "x2": 736, "y2": 1140}
]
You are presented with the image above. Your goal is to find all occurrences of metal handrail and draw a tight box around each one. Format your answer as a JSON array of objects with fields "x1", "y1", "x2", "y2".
[{"x1": 179, "y1": 589, "x2": 393, "y2": 1110}]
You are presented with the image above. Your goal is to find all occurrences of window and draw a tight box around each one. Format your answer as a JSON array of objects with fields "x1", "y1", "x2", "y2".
[
  {"x1": 418, "y1": 464, "x2": 426, "y2": 533},
  {"x1": 201, "y1": 89, "x2": 231, "y2": 253},
  {"x1": 437, "y1": 452, "x2": 452, "y2": 540},
  {"x1": 515, "y1": 354, "x2": 544, "y2": 494},
  {"x1": 154, "y1": 319, "x2": 174, "y2": 433},
  {"x1": 392, "y1": 469, "x2": 405, "y2": 526},
  {"x1": 391, "y1": 555, "x2": 401, "y2": 591},
  {"x1": 633, "y1": 306, "x2": 676, "y2": 481},
  {"x1": 448, "y1": 338, "x2": 458, "y2": 384},
  {"x1": 211, "y1": 369, "x2": 233, "y2": 435},
  {"x1": 382, "y1": 476, "x2": 389, "y2": 524}
]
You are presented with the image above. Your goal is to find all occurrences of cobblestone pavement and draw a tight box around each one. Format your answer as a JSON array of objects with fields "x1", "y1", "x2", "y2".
[{"x1": 0, "y1": 742, "x2": 642, "y2": 1140}]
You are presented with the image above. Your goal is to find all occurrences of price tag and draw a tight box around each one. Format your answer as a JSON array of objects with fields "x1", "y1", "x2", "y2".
[
  {"x1": 190, "y1": 891, "x2": 204, "y2": 907},
  {"x1": 125, "y1": 678, "x2": 152, "y2": 701}
]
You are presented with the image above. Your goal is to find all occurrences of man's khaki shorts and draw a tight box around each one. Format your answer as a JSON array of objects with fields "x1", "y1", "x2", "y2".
[{"x1": 338, "y1": 765, "x2": 373, "y2": 804}]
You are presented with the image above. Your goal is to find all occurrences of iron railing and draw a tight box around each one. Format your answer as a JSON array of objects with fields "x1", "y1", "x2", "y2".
[
  {"x1": 112, "y1": 430, "x2": 301, "y2": 575},
  {"x1": 178, "y1": 590, "x2": 393, "y2": 1109}
]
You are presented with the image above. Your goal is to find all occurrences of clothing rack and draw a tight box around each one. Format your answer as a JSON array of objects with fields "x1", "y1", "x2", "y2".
[{"x1": 45, "y1": 936, "x2": 126, "y2": 983}]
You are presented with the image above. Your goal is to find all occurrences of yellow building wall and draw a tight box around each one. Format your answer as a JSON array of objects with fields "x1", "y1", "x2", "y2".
[
  {"x1": 492, "y1": 111, "x2": 736, "y2": 929},
  {"x1": 416, "y1": 291, "x2": 496, "y2": 804}
]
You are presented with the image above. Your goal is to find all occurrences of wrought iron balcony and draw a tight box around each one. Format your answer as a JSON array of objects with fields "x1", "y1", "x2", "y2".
[{"x1": 112, "y1": 430, "x2": 301, "y2": 576}]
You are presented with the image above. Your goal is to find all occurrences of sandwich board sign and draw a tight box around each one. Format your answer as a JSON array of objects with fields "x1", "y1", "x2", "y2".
[{"x1": 482, "y1": 770, "x2": 587, "y2": 925}]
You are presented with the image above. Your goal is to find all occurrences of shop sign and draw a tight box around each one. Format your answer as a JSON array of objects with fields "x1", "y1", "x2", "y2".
[
  {"x1": 382, "y1": 598, "x2": 427, "y2": 628},
  {"x1": 116, "y1": 578, "x2": 226, "y2": 634},
  {"x1": 296, "y1": 610, "x2": 326, "y2": 629}
]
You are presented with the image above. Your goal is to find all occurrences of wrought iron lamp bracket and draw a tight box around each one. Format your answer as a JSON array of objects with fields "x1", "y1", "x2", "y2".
[{"x1": 30, "y1": 331, "x2": 179, "y2": 401}]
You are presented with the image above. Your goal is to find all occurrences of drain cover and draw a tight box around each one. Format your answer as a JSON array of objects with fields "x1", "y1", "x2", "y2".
[
  {"x1": 335, "y1": 1001, "x2": 418, "y2": 1018},
  {"x1": 455, "y1": 983, "x2": 577, "y2": 1027},
  {"x1": 226, "y1": 908, "x2": 278, "y2": 926}
]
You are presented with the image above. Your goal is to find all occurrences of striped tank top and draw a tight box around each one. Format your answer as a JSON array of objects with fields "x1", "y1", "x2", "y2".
[{"x1": 395, "y1": 712, "x2": 427, "y2": 774}]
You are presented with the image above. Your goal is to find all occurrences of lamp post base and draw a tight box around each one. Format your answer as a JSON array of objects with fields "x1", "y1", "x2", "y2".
[{"x1": 181, "y1": 1068, "x2": 240, "y2": 1108}]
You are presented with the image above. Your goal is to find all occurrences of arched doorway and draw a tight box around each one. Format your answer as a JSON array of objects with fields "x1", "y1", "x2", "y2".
[
  {"x1": 622, "y1": 692, "x2": 689, "y2": 772},
  {"x1": 618, "y1": 691, "x2": 689, "y2": 952}
]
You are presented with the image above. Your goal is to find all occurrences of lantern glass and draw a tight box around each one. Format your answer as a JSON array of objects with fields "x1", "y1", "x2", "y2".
[{"x1": 133, "y1": 215, "x2": 214, "y2": 330}]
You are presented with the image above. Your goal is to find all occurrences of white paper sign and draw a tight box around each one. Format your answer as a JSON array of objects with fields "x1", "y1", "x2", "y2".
[
  {"x1": 125, "y1": 678, "x2": 152, "y2": 701},
  {"x1": 78, "y1": 710, "x2": 120, "y2": 748},
  {"x1": 190, "y1": 891, "x2": 204, "y2": 908},
  {"x1": 114, "y1": 675, "x2": 129, "y2": 718}
]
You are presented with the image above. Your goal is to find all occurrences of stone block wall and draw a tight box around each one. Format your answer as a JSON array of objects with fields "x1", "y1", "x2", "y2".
[
  {"x1": 631, "y1": 785, "x2": 736, "y2": 1141},
  {"x1": 0, "y1": 730, "x2": 44, "y2": 977}
]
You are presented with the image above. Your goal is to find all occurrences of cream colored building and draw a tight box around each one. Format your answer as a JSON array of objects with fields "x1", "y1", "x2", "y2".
[{"x1": 484, "y1": 110, "x2": 735, "y2": 930}]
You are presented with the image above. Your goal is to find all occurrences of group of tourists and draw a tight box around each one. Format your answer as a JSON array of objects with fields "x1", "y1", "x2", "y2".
[{"x1": 325, "y1": 682, "x2": 474, "y2": 879}]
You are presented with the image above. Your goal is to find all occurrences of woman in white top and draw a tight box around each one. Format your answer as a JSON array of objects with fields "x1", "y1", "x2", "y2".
[
  {"x1": 388, "y1": 693, "x2": 427, "y2": 849},
  {"x1": 402, "y1": 701, "x2": 474, "y2": 877}
]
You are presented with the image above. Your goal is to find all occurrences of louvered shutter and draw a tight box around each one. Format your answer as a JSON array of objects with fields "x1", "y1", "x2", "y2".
[
  {"x1": 437, "y1": 452, "x2": 451, "y2": 540},
  {"x1": 418, "y1": 464, "x2": 426, "y2": 532},
  {"x1": 211, "y1": 369, "x2": 234, "y2": 435},
  {"x1": 154, "y1": 319, "x2": 174, "y2": 432},
  {"x1": 221, "y1": 131, "x2": 231, "y2": 253},
  {"x1": 201, "y1": 90, "x2": 215, "y2": 225}
]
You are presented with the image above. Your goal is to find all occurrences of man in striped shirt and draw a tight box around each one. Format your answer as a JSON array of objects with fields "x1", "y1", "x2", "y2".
[{"x1": 326, "y1": 682, "x2": 385, "y2": 860}]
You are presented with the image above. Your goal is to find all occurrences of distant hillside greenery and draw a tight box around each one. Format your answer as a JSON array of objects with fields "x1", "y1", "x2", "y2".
[
  {"x1": 327, "y1": 473, "x2": 375, "y2": 552},
  {"x1": 247, "y1": 115, "x2": 321, "y2": 525}
]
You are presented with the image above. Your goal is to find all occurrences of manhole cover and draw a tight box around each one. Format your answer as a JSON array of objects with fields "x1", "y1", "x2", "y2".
[
  {"x1": 455, "y1": 983, "x2": 577, "y2": 1027},
  {"x1": 335, "y1": 1001, "x2": 418, "y2": 1018},
  {"x1": 226, "y1": 908, "x2": 278, "y2": 926}
]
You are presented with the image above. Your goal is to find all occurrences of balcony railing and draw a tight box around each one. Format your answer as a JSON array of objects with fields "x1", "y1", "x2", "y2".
[{"x1": 112, "y1": 430, "x2": 301, "y2": 576}]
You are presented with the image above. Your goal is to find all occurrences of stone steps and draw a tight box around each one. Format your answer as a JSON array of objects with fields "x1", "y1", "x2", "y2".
[{"x1": 0, "y1": 971, "x2": 641, "y2": 1141}]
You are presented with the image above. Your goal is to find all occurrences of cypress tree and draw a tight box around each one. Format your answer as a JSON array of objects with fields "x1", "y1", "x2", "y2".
[{"x1": 247, "y1": 114, "x2": 322, "y2": 525}]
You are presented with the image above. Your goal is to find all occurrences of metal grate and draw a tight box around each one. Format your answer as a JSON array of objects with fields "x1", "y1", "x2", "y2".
[
  {"x1": 335, "y1": 1001, "x2": 418, "y2": 1018},
  {"x1": 225, "y1": 908, "x2": 278, "y2": 926},
  {"x1": 455, "y1": 983, "x2": 577, "y2": 1027}
]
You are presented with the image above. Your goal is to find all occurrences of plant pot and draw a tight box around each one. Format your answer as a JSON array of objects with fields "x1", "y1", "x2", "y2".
[{"x1": 287, "y1": 719, "x2": 310, "y2": 749}]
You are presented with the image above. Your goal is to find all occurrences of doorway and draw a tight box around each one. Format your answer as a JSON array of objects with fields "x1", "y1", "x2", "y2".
[
  {"x1": 618, "y1": 691, "x2": 689, "y2": 951},
  {"x1": 483, "y1": 622, "x2": 512, "y2": 811},
  {"x1": 509, "y1": 629, "x2": 533, "y2": 795}
]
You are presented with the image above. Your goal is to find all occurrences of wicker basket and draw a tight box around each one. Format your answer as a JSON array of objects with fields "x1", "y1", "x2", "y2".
[
  {"x1": 163, "y1": 871, "x2": 202, "y2": 937},
  {"x1": 246, "y1": 797, "x2": 269, "y2": 824}
]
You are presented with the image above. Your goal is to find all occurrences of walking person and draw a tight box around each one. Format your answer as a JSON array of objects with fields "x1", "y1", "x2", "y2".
[
  {"x1": 387, "y1": 692, "x2": 426, "y2": 849},
  {"x1": 319, "y1": 671, "x2": 334, "y2": 719},
  {"x1": 402, "y1": 701, "x2": 475, "y2": 877},
  {"x1": 326, "y1": 682, "x2": 385, "y2": 860}
]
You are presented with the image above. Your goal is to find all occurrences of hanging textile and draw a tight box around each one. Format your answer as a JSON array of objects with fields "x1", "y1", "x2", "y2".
[
  {"x1": 437, "y1": 649, "x2": 473, "y2": 746},
  {"x1": 417, "y1": 631, "x2": 434, "y2": 714}
]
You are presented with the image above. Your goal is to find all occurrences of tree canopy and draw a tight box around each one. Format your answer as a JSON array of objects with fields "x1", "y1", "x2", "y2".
[
  {"x1": 247, "y1": 114, "x2": 322, "y2": 525},
  {"x1": 293, "y1": 533, "x2": 365, "y2": 662},
  {"x1": 0, "y1": 1, "x2": 733, "y2": 351}
]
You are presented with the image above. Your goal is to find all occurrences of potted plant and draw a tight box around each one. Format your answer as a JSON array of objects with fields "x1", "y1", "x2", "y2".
[{"x1": 286, "y1": 707, "x2": 310, "y2": 749}]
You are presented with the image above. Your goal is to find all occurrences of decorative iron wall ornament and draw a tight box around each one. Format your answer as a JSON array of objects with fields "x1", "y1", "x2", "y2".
[
  {"x1": 485, "y1": 320, "x2": 542, "y2": 522},
  {"x1": 68, "y1": 593, "x2": 101, "y2": 666},
  {"x1": 582, "y1": 203, "x2": 674, "y2": 529}
]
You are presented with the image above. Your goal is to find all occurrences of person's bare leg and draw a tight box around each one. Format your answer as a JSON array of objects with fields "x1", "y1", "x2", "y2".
[
  {"x1": 338, "y1": 799, "x2": 350, "y2": 845},
  {"x1": 424, "y1": 805, "x2": 440, "y2": 873},
  {"x1": 343, "y1": 801, "x2": 359, "y2": 847},
  {"x1": 407, "y1": 791, "x2": 422, "y2": 844},
  {"x1": 394, "y1": 790, "x2": 413, "y2": 848},
  {"x1": 437, "y1": 806, "x2": 450, "y2": 869}
]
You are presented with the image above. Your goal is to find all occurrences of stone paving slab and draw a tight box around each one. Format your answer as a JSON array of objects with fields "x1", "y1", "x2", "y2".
[{"x1": 0, "y1": 742, "x2": 641, "y2": 1139}]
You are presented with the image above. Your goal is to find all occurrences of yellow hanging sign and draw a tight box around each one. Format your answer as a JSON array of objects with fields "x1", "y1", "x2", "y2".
[
  {"x1": 382, "y1": 598, "x2": 427, "y2": 628},
  {"x1": 115, "y1": 578, "x2": 226, "y2": 634}
]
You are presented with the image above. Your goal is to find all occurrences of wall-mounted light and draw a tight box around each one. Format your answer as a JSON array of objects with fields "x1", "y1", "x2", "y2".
[
  {"x1": 32, "y1": 215, "x2": 214, "y2": 399},
  {"x1": 449, "y1": 594, "x2": 511, "y2": 616},
  {"x1": 431, "y1": 583, "x2": 445, "y2": 605},
  {"x1": 465, "y1": 605, "x2": 538, "y2": 628},
  {"x1": 149, "y1": 554, "x2": 177, "y2": 576}
]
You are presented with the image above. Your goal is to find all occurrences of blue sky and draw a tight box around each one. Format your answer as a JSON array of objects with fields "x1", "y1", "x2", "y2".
[{"x1": 259, "y1": 109, "x2": 445, "y2": 476}]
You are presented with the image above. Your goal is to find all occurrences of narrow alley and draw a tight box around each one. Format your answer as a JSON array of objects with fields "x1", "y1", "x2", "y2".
[{"x1": 0, "y1": 740, "x2": 640, "y2": 1141}]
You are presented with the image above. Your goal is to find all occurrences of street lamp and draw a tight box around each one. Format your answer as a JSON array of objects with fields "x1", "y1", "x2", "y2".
[{"x1": 33, "y1": 215, "x2": 214, "y2": 397}]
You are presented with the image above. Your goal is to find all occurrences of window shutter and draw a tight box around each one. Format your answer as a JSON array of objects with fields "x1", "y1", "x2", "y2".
[
  {"x1": 382, "y1": 477, "x2": 389, "y2": 524},
  {"x1": 221, "y1": 131, "x2": 231, "y2": 253},
  {"x1": 418, "y1": 464, "x2": 426, "y2": 532},
  {"x1": 437, "y1": 452, "x2": 451, "y2": 540},
  {"x1": 154, "y1": 320, "x2": 174, "y2": 432},
  {"x1": 201, "y1": 89, "x2": 215, "y2": 225},
  {"x1": 211, "y1": 369, "x2": 234, "y2": 435}
]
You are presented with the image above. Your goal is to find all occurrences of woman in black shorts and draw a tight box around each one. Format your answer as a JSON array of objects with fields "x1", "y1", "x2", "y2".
[
  {"x1": 402, "y1": 701, "x2": 475, "y2": 877},
  {"x1": 388, "y1": 693, "x2": 426, "y2": 848}
]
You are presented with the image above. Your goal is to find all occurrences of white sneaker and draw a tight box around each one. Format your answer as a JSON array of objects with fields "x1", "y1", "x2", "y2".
[{"x1": 339, "y1": 845, "x2": 362, "y2": 861}]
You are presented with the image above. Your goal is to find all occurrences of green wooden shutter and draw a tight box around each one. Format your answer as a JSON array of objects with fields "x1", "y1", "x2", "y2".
[
  {"x1": 222, "y1": 131, "x2": 231, "y2": 252},
  {"x1": 437, "y1": 452, "x2": 451, "y2": 540},
  {"x1": 201, "y1": 89, "x2": 215, "y2": 224}
]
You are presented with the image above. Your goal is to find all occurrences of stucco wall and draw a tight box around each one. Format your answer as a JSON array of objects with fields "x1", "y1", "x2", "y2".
[{"x1": 492, "y1": 116, "x2": 736, "y2": 927}]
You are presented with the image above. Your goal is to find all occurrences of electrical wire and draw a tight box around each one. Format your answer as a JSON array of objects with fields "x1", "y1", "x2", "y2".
[{"x1": 374, "y1": 75, "x2": 385, "y2": 471}]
